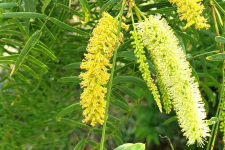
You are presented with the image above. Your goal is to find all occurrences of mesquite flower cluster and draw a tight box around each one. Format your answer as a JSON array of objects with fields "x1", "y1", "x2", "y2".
[{"x1": 79, "y1": 0, "x2": 210, "y2": 146}]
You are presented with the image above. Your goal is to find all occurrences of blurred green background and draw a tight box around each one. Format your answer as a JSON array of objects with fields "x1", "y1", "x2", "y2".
[{"x1": 0, "y1": 0, "x2": 224, "y2": 149}]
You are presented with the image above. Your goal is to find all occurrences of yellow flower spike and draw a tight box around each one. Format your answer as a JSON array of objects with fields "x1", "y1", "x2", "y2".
[
  {"x1": 137, "y1": 15, "x2": 210, "y2": 146},
  {"x1": 169, "y1": 0, "x2": 210, "y2": 29},
  {"x1": 130, "y1": 30, "x2": 162, "y2": 113},
  {"x1": 79, "y1": 12, "x2": 124, "y2": 127}
]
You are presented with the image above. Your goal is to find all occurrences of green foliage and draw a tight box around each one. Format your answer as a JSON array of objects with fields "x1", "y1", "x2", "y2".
[{"x1": 0, "y1": 0, "x2": 225, "y2": 150}]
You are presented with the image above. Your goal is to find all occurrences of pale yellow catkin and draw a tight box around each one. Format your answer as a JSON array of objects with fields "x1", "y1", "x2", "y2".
[{"x1": 137, "y1": 15, "x2": 210, "y2": 146}]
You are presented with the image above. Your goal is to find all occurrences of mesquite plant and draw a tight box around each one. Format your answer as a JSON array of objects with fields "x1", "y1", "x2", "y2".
[{"x1": 0, "y1": 0, "x2": 225, "y2": 149}]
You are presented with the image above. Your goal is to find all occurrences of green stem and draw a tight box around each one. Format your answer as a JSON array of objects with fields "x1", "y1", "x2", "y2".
[
  {"x1": 99, "y1": 1, "x2": 126, "y2": 150},
  {"x1": 104, "y1": 97, "x2": 144, "y2": 142},
  {"x1": 131, "y1": 9, "x2": 136, "y2": 31},
  {"x1": 206, "y1": 52, "x2": 225, "y2": 150},
  {"x1": 188, "y1": 50, "x2": 220, "y2": 60},
  {"x1": 40, "y1": 1, "x2": 58, "y2": 31},
  {"x1": 134, "y1": 5, "x2": 146, "y2": 20},
  {"x1": 210, "y1": 61, "x2": 225, "y2": 150},
  {"x1": 94, "y1": 93, "x2": 145, "y2": 149},
  {"x1": 206, "y1": 71, "x2": 224, "y2": 150},
  {"x1": 134, "y1": 7, "x2": 142, "y2": 22},
  {"x1": 207, "y1": 4, "x2": 225, "y2": 150},
  {"x1": 82, "y1": 127, "x2": 93, "y2": 150},
  {"x1": 212, "y1": 0, "x2": 225, "y2": 15},
  {"x1": 210, "y1": 0, "x2": 221, "y2": 47}
]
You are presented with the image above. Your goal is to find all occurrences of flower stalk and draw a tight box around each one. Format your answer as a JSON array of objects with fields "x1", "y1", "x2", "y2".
[{"x1": 99, "y1": 1, "x2": 126, "y2": 149}]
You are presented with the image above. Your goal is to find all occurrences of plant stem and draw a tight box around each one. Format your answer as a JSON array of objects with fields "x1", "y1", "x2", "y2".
[
  {"x1": 94, "y1": 93, "x2": 146, "y2": 149},
  {"x1": 188, "y1": 50, "x2": 220, "y2": 60},
  {"x1": 207, "y1": 3, "x2": 225, "y2": 149},
  {"x1": 82, "y1": 127, "x2": 93, "y2": 150},
  {"x1": 209, "y1": 60, "x2": 225, "y2": 150},
  {"x1": 206, "y1": 63, "x2": 224, "y2": 150},
  {"x1": 134, "y1": 5, "x2": 146, "y2": 20},
  {"x1": 210, "y1": 0, "x2": 221, "y2": 47},
  {"x1": 99, "y1": 1, "x2": 126, "y2": 150},
  {"x1": 40, "y1": 1, "x2": 58, "y2": 31}
]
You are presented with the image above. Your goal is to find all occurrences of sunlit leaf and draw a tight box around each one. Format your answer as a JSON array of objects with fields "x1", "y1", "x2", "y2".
[{"x1": 114, "y1": 143, "x2": 145, "y2": 150}]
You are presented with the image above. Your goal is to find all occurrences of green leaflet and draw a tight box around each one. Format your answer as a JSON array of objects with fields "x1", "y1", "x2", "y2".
[
  {"x1": 21, "y1": 64, "x2": 39, "y2": 79},
  {"x1": 57, "y1": 76, "x2": 80, "y2": 83},
  {"x1": 56, "y1": 103, "x2": 82, "y2": 120},
  {"x1": 202, "y1": 97, "x2": 209, "y2": 114},
  {"x1": 0, "y1": 54, "x2": 19, "y2": 60},
  {"x1": 99, "y1": 0, "x2": 120, "y2": 14},
  {"x1": 63, "y1": 62, "x2": 81, "y2": 69},
  {"x1": 0, "y1": 3, "x2": 17, "y2": 9},
  {"x1": 78, "y1": 0, "x2": 90, "y2": 24},
  {"x1": 92, "y1": 128, "x2": 111, "y2": 134},
  {"x1": 0, "y1": 64, "x2": 31, "y2": 85},
  {"x1": 147, "y1": 7, "x2": 176, "y2": 15},
  {"x1": 0, "y1": 60, "x2": 15, "y2": 64},
  {"x1": 79, "y1": 0, "x2": 90, "y2": 12},
  {"x1": 49, "y1": 17, "x2": 89, "y2": 35},
  {"x1": 197, "y1": 73, "x2": 221, "y2": 90},
  {"x1": 57, "y1": 3, "x2": 82, "y2": 17},
  {"x1": 73, "y1": 139, "x2": 86, "y2": 150},
  {"x1": 26, "y1": 55, "x2": 50, "y2": 71},
  {"x1": 207, "y1": 117, "x2": 218, "y2": 125},
  {"x1": 59, "y1": 118, "x2": 90, "y2": 130},
  {"x1": 107, "y1": 122, "x2": 122, "y2": 138},
  {"x1": 115, "y1": 62, "x2": 134, "y2": 73},
  {"x1": 1, "y1": 38, "x2": 23, "y2": 47},
  {"x1": 176, "y1": 30, "x2": 197, "y2": 46},
  {"x1": 36, "y1": 19, "x2": 59, "y2": 42},
  {"x1": 112, "y1": 89, "x2": 128, "y2": 105},
  {"x1": 76, "y1": 46, "x2": 87, "y2": 52},
  {"x1": 0, "y1": 23, "x2": 18, "y2": 30},
  {"x1": 112, "y1": 2, "x2": 122, "y2": 10},
  {"x1": 0, "y1": 12, "x2": 47, "y2": 18},
  {"x1": 113, "y1": 135, "x2": 123, "y2": 146},
  {"x1": 42, "y1": 0, "x2": 52, "y2": 13},
  {"x1": 118, "y1": 39, "x2": 132, "y2": 51},
  {"x1": 215, "y1": 36, "x2": 225, "y2": 43},
  {"x1": 110, "y1": 99, "x2": 130, "y2": 111},
  {"x1": 212, "y1": 0, "x2": 225, "y2": 15},
  {"x1": 33, "y1": 44, "x2": 59, "y2": 62},
  {"x1": 12, "y1": 30, "x2": 42, "y2": 75},
  {"x1": 14, "y1": 18, "x2": 29, "y2": 40},
  {"x1": 200, "y1": 82, "x2": 216, "y2": 107},
  {"x1": 108, "y1": 115, "x2": 120, "y2": 124},
  {"x1": 140, "y1": 2, "x2": 171, "y2": 11},
  {"x1": 117, "y1": 51, "x2": 137, "y2": 61},
  {"x1": 162, "y1": 116, "x2": 177, "y2": 125},
  {"x1": 206, "y1": 53, "x2": 225, "y2": 61},
  {"x1": 113, "y1": 76, "x2": 148, "y2": 89},
  {"x1": 88, "y1": 140, "x2": 107, "y2": 150},
  {"x1": 0, "y1": 30, "x2": 23, "y2": 37},
  {"x1": 117, "y1": 85, "x2": 139, "y2": 100},
  {"x1": 14, "y1": 72, "x2": 31, "y2": 85}
]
